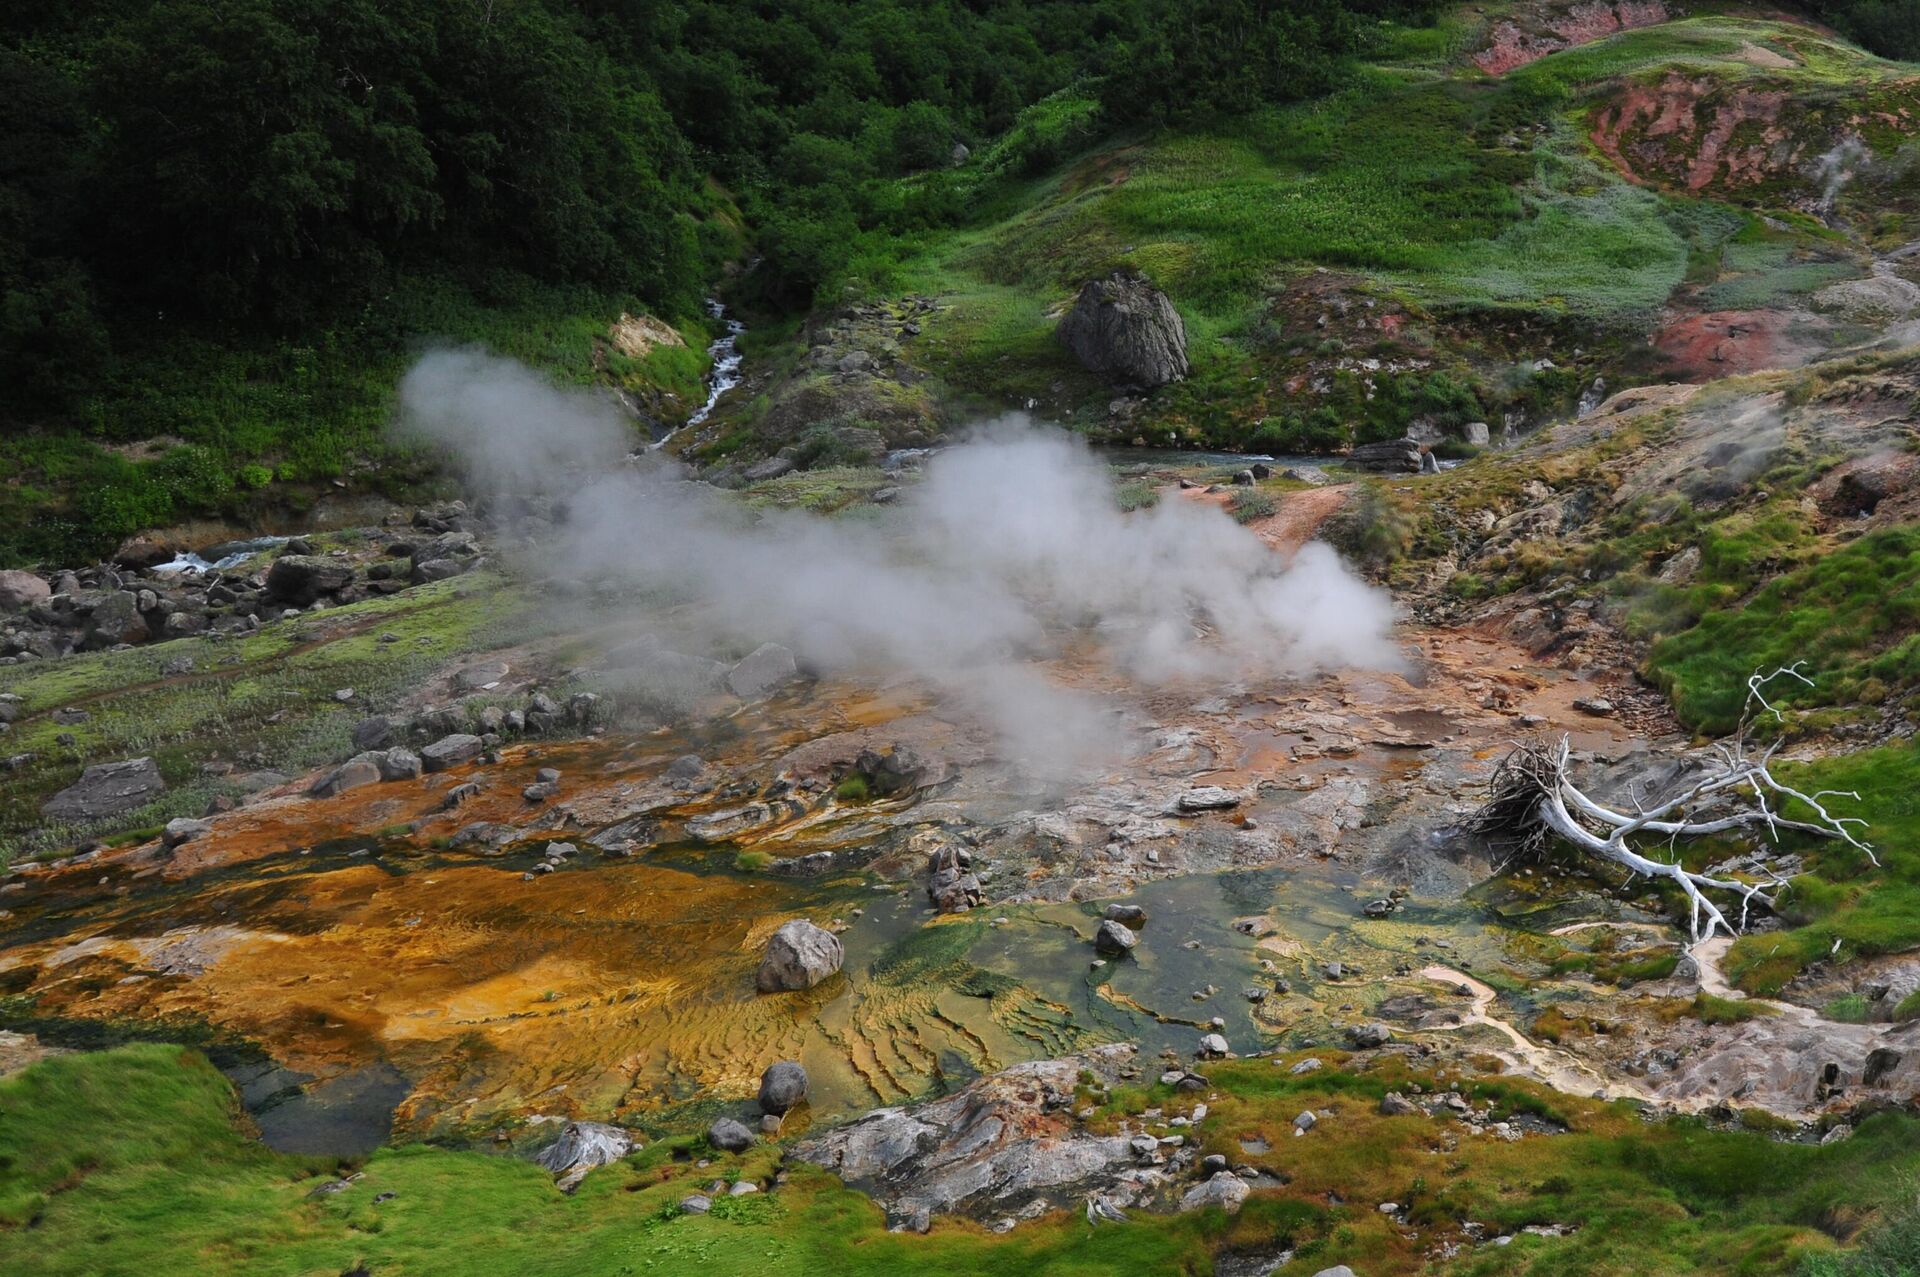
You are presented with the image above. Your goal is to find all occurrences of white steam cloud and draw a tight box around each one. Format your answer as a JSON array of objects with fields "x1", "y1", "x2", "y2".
[{"x1": 396, "y1": 349, "x2": 1400, "y2": 768}]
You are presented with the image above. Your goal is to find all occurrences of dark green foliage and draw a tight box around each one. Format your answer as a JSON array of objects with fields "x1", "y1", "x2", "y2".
[{"x1": 1800, "y1": 2, "x2": 1920, "y2": 61}]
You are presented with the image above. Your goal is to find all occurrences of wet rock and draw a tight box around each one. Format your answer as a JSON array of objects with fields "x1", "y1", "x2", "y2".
[
  {"x1": 421, "y1": 734, "x2": 484, "y2": 772},
  {"x1": 1057, "y1": 271, "x2": 1190, "y2": 388},
  {"x1": 534, "y1": 1120, "x2": 635, "y2": 1192},
  {"x1": 727, "y1": 643, "x2": 799, "y2": 699},
  {"x1": 708, "y1": 1117, "x2": 756, "y2": 1153},
  {"x1": 0, "y1": 571, "x2": 51, "y2": 611},
  {"x1": 927, "y1": 843, "x2": 983, "y2": 913},
  {"x1": 851, "y1": 746, "x2": 923, "y2": 797},
  {"x1": 759, "y1": 1060, "x2": 810, "y2": 1114},
  {"x1": 1094, "y1": 919, "x2": 1138, "y2": 956},
  {"x1": 42, "y1": 757, "x2": 166, "y2": 820},
  {"x1": 1103, "y1": 904, "x2": 1148, "y2": 928},
  {"x1": 1179, "y1": 1171, "x2": 1250, "y2": 1214},
  {"x1": 756, "y1": 919, "x2": 845, "y2": 992},
  {"x1": 1174, "y1": 787, "x2": 1240, "y2": 813},
  {"x1": 265, "y1": 556, "x2": 354, "y2": 606}
]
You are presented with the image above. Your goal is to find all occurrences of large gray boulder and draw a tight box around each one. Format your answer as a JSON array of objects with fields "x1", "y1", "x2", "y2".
[
  {"x1": 42, "y1": 757, "x2": 166, "y2": 821},
  {"x1": 265, "y1": 555, "x2": 354, "y2": 605},
  {"x1": 0, "y1": 570, "x2": 50, "y2": 611},
  {"x1": 86, "y1": 591, "x2": 150, "y2": 648},
  {"x1": 1057, "y1": 272, "x2": 1189, "y2": 389},
  {"x1": 534, "y1": 1120, "x2": 635, "y2": 1191},
  {"x1": 758, "y1": 1060, "x2": 810, "y2": 1115},
  {"x1": 310, "y1": 753, "x2": 383, "y2": 797},
  {"x1": 756, "y1": 919, "x2": 844, "y2": 992}
]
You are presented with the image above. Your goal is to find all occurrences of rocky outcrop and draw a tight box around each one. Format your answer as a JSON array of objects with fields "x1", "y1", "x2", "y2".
[
  {"x1": 791, "y1": 1045, "x2": 1183, "y2": 1230},
  {"x1": 534, "y1": 1120, "x2": 635, "y2": 1191},
  {"x1": 41, "y1": 757, "x2": 166, "y2": 821},
  {"x1": 755, "y1": 919, "x2": 844, "y2": 992},
  {"x1": 1057, "y1": 272, "x2": 1189, "y2": 389}
]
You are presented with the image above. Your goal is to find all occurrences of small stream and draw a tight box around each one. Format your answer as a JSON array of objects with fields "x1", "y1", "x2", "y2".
[{"x1": 651, "y1": 299, "x2": 745, "y2": 451}]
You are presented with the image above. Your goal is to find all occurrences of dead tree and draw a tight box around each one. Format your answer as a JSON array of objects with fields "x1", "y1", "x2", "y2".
[{"x1": 1466, "y1": 665, "x2": 1875, "y2": 943}]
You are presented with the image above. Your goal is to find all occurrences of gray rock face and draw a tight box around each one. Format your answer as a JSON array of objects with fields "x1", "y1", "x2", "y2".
[
  {"x1": 758, "y1": 1060, "x2": 810, "y2": 1115},
  {"x1": 727, "y1": 643, "x2": 799, "y2": 699},
  {"x1": 265, "y1": 555, "x2": 354, "y2": 605},
  {"x1": 756, "y1": 919, "x2": 845, "y2": 992},
  {"x1": 1179, "y1": 1171, "x2": 1251, "y2": 1215},
  {"x1": 708, "y1": 1117, "x2": 756, "y2": 1153},
  {"x1": 43, "y1": 757, "x2": 166, "y2": 820},
  {"x1": 0, "y1": 570, "x2": 50, "y2": 611},
  {"x1": 534, "y1": 1120, "x2": 635, "y2": 1191},
  {"x1": 1094, "y1": 919, "x2": 1138, "y2": 956},
  {"x1": 1057, "y1": 272, "x2": 1190, "y2": 389},
  {"x1": 421, "y1": 733, "x2": 484, "y2": 772}
]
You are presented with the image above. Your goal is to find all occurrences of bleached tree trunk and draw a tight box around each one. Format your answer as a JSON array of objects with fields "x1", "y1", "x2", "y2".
[{"x1": 1467, "y1": 666, "x2": 1875, "y2": 943}]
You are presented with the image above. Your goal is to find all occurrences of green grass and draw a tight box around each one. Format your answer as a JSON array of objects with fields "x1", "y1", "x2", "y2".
[
  {"x1": 1724, "y1": 742, "x2": 1920, "y2": 994},
  {"x1": 0, "y1": 274, "x2": 709, "y2": 565},
  {"x1": 7, "y1": 1046, "x2": 1920, "y2": 1276},
  {"x1": 1646, "y1": 527, "x2": 1920, "y2": 733}
]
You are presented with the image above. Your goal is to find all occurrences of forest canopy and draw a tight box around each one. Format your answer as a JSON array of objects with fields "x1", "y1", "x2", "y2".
[{"x1": 0, "y1": 0, "x2": 1450, "y2": 415}]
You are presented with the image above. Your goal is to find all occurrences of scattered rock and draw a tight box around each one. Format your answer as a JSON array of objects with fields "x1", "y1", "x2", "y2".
[
  {"x1": 1345, "y1": 1023, "x2": 1393, "y2": 1049},
  {"x1": 421, "y1": 734, "x2": 484, "y2": 772},
  {"x1": 1379, "y1": 1092, "x2": 1420, "y2": 1117},
  {"x1": 1094, "y1": 919, "x2": 1139, "y2": 956},
  {"x1": 161, "y1": 817, "x2": 211, "y2": 849},
  {"x1": 264, "y1": 556, "x2": 354, "y2": 606},
  {"x1": 311, "y1": 754, "x2": 383, "y2": 797},
  {"x1": 0, "y1": 571, "x2": 51, "y2": 611},
  {"x1": 1179, "y1": 1172, "x2": 1250, "y2": 1214},
  {"x1": 1174, "y1": 787, "x2": 1240, "y2": 813},
  {"x1": 1103, "y1": 904, "x2": 1148, "y2": 928}
]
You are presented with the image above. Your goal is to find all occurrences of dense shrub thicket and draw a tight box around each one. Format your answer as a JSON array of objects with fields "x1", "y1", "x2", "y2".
[
  {"x1": 1803, "y1": 0, "x2": 1920, "y2": 61},
  {"x1": 0, "y1": 0, "x2": 1444, "y2": 420}
]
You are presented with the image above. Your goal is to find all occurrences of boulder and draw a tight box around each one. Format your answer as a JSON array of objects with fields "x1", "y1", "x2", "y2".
[
  {"x1": 0, "y1": 571, "x2": 50, "y2": 611},
  {"x1": 86, "y1": 591, "x2": 150, "y2": 648},
  {"x1": 112, "y1": 537, "x2": 176, "y2": 570},
  {"x1": 1462, "y1": 421, "x2": 1491, "y2": 446},
  {"x1": 708, "y1": 1117, "x2": 756, "y2": 1153},
  {"x1": 679, "y1": 1195, "x2": 712, "y2": 1215},
  {"x1": 1056, "y1": 271, "x2": 1190, "y2": 389},
  {"x1": 534, "y1": 1121, "x2": 635, "y2": 1192},
  {"x1": 758, "y1": 1060, "x2": 810, "y2": 1115},
  {"x1": 376, "y1": 747, "x2": 424, "y2": 781},
  {"x1": 756, "y1": 919, "x2": 845, "y2": 992},
  {"x1": 1103, "y1": 904, "x2": 1148, "y2": 928},
  {"x1": 1179, "y1": 1171, "x2": 1250, "y2": 1215},
  {"x1": 42, "y1": 757, "x2": 167, "y2": 821},
  {"x1": 1094, "y1": 919, "x2": 1138, "y2": 956},
  {"x1": 1348, "y1": 439, "x2": 1424, "y2": 473},
  {"x1": 1345, "y1": 1023, "x2": 1393, "y2": 1049},
  {"x1": 1197, "y1": 1033, "x2": 1230, "y2": 1058},
  {"x1": 351, "y1": 717, "x2": 396, "y2": 751},
  {"x1": 727, "y1": 643, "x2": 799, "y2": 699},
  {"x1": 1174, "y1": 786, "x2": 1240, "y2": 812},
  {"x1": 311, "y1": 753, "x2": 383, "y2": 797},
  {"x1": 1379, "y1": 1092, "x2": 1420, "y2": 1117},
  {"x1": 161, "y1": 817, "x2": 211, "y2": 849},
  {"x1": 421, "y1": 733, "x2": 484, "y2": 772},
  {"x1": 265, "y1": 555, "x2": 354, "y2": 605}
]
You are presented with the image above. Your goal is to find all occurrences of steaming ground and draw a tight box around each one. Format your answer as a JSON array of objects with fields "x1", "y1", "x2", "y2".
[{"x1": 398, "y1": 350, "x2": 1400, "y2": 769}]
